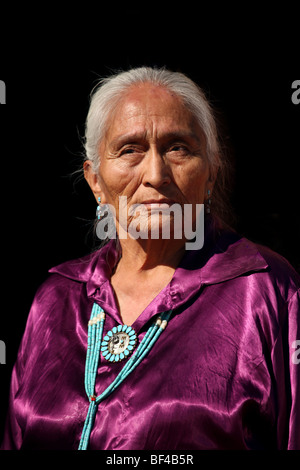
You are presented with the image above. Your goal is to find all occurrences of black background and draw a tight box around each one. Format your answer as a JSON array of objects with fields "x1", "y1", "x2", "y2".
[{"x1": 0, "y1": 6, "x2": 299, "y2": 449}]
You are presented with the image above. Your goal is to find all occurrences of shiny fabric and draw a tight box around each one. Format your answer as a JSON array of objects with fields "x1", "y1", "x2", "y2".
[{"x1": 1, "y1": 221, "x2": 300, "y2": 450}]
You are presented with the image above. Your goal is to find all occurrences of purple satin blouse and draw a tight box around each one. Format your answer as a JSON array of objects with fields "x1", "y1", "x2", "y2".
[{"x1": 1, "y1": 223, "x2": 300, "y2": 450}]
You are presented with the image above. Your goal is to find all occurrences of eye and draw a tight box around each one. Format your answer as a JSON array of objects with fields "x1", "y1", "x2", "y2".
[
  {"x1": 170, "y1": 145, "x2": 187, "y2": 151},
  {"x1": 119, "y1": 146, "x2": 143, "y2": 156},
  {"x1": 167, "y1": 144, "x2": 190, "y2": 155}
]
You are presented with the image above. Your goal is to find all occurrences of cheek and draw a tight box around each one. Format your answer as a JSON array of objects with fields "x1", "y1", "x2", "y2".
[
  {"x1": 99, "y1": 163, "x2": 139, "y2": 206},
  {"x1": 175, "y1": 160, "x2": 209, "y2": 202}
]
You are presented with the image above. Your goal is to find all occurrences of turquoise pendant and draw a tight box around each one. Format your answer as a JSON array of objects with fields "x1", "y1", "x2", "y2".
[{"x1": 101, "y1": 325, "x2": 137, "y2": 362}]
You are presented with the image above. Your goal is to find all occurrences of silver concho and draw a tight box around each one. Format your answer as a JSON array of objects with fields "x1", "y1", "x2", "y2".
[{"x1": 101, "y1": 325, "x2": 137, "y2": 362}]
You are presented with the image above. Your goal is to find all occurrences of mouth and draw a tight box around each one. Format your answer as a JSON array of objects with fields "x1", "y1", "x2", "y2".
[
  {"x1": 140, "y1": 199, "x2": 178, "y2": 207},
  {"x1": 127, "y1": 199, "x2": 180, "y2": 217}
]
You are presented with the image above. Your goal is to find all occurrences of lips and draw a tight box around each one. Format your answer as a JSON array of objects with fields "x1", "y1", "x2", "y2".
[{"x1": 140, "y1": 199, "x2": 177, "y2": 206}]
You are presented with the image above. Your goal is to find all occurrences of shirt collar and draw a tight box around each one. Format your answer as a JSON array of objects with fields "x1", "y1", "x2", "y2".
[
  {"x1": 168, "y1": 220, "x2": 269, "y2": 308},
  {"x1": 49, "y1": 219, "x2": 269, "y2": 322}
]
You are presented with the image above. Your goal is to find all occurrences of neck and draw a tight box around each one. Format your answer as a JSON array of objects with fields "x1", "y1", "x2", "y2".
[
  {"x1": 110, "y1": 237, "x2": 186, "y2": 326},
  {"x1": 115, "y1": 237, "x2": 186, "y2": 274}
]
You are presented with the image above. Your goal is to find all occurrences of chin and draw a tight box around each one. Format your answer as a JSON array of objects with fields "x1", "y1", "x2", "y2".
[{"x1": 127, "y1": 213, "x2": 182, "y2": 241}]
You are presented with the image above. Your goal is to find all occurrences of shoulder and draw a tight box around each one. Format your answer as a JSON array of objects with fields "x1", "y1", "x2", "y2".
[
  {"x1": 48, "y1": 250, "x2": 101, "y2": 283},
  {"x1": 35, "y1": 251, "x2": 97, "y2": 299},
  {"x1": 254, "y1": 241, "x2": 300, "y2": 299},
  {"x1": 27, "y1": 250, "x2": 100, "y2": 323},
  {"x1": 29, "y1": 240, "x2": 118, "y2": 322},
  {"x1": 198, "y1": 222, "x2": 300, "y2": 299},
  {"x1": 205, "y1": 222, "x2": 300, "y2": 311},
  {"x1": 218, "y1": 221, "x2": 300, "y2": 295},
  {"x1": 240, "y1": 240, "x2": 300, "y2": 334}
]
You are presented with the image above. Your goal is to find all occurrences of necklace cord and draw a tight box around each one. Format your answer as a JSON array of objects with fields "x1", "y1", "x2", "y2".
[{"x1": 78, "y1": 303, "x2": 172, "y2": 450}]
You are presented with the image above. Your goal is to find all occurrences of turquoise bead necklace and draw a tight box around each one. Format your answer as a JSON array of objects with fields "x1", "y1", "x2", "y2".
[{"x1": 78, "y1": 302, "x2": 173, "y2": 450}]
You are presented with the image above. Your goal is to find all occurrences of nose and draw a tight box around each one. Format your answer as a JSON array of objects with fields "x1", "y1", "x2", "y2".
[{"x1": 142, "y1": 146, "x2": 171, "y2": 188}]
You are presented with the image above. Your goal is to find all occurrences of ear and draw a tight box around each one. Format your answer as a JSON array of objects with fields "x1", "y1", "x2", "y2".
[
  {"x1": 206, "y1": 161, "x2": 219, "y2": 196},
  {"x1": 83, "y1": 160, "x2": 105, "y2": 203},
  {"x1": 207, "y1": 177, "x2": 216, "y2": 195}
]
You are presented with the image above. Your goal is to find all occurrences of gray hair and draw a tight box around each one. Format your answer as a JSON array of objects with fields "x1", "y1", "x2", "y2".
[{"x1": 84, "y1": 66, "x2": 233, "y2": 226}]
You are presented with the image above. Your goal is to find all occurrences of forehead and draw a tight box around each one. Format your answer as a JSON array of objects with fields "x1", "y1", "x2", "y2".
[{"x1": 104, "y1": 83, "x2": 200, "y2": 142}]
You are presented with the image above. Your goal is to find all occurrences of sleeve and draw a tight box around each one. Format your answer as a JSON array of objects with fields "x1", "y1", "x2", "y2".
[
  {"x1": 1, "y1": 272, "x2": 84, "y2": 451},
  {"x1": 272, "y1": 288, "x2": 300, "y2": 450},
  {"x1": 1, "y1": 361, "x2": 24, "y2": 449},
  {"x1": 0, "y1": 284, "x2": 45, "y2": 450}
]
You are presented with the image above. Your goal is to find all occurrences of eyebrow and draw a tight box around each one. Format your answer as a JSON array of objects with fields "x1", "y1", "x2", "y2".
[
  {"x1": 109, "y1": 130, "x2": 203, "y2": 149},
  {"x1": 109, "y1": 132, "x2": 147, "y2": 149}
]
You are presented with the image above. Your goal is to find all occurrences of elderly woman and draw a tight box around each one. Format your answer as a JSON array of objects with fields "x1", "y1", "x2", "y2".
[{"x1": 1, "y1": 67, "x2": 299, "y2": 450}]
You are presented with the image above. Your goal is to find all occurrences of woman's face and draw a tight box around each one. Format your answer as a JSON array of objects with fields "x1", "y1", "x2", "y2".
[{"x1": 87, "y1": 83, "x2": 213, "y2": 240}]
